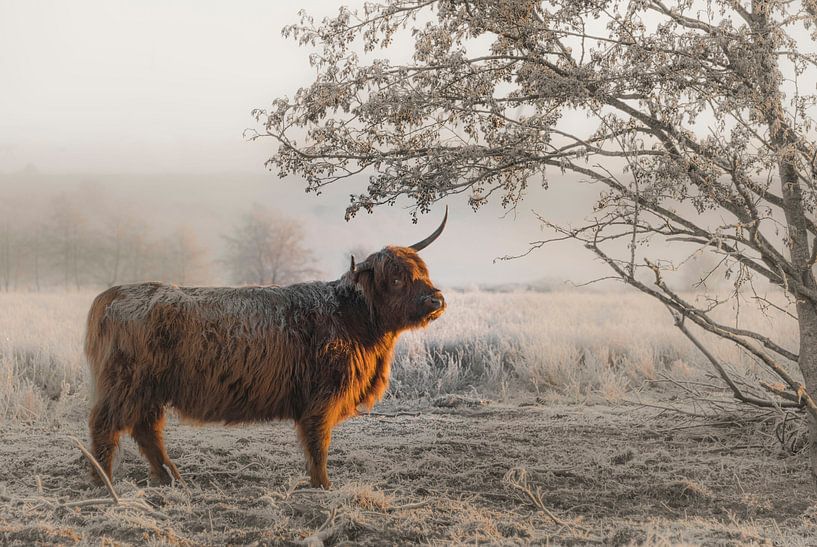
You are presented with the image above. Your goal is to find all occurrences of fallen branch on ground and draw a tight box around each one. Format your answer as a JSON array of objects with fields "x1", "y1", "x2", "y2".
[
  {"x1": 64, "y1": 435, "x2": 168, "y2": 519},
  {"x1": 622, "y1": 399, "x2": 714, "y2": 418},
  {"x1": 70, "y1": 435, "x2": 119, "y2": 503},
  {"x1": 300, "y1": 523, "x2": 346, "y2": 547},
  {"x1": 300, "y1": 507, "x2": 343, "y2": 547},
  {"x1": 362, "y1": 411, "x2": 422, "y2": 418},
  {"x1": 503, "y1": 467, "x2": 598, "y2": 540},
  {"x1": 387, "y1": 499, "x2": 432, "y2": 512}
]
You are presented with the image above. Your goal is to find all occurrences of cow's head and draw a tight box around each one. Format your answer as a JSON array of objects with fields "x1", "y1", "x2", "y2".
[{"x1": 348, "y1": 207, "x2": 447, "y2": 332}]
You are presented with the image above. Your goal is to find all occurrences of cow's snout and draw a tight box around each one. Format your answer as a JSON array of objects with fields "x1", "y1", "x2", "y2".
[{"x1": 423, "y1": 291, "x2": 445, "y2": 311}]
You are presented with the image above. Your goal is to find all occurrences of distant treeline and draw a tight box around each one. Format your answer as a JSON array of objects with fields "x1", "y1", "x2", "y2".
[{"x1": 0, "y1": 186, "x2": 315, "y2": 291}]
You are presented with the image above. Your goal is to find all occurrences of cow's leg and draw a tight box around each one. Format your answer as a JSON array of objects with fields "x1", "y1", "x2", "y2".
[
  {"x1": 88, "y1": 399, "x2": 122, "y2": 484},
  {"x1": 297, "y1": 413, "x2": 334, "y2": 489},
  {"x1": 131, "y1": 408, "x2": 181, "y2": 485}
]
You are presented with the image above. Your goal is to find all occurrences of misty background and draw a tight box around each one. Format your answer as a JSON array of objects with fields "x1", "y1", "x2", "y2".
[{"x1": 1, "y1": 1, "x2": 613, "y2": 289}]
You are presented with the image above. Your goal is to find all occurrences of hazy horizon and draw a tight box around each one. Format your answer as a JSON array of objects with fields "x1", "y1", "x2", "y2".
[
  {"x1": 1, "y1": 0, "x2": 609, "y2": 286},
  {"x1": 0, "y1": 168, "x2": 610, "y2": 288}
]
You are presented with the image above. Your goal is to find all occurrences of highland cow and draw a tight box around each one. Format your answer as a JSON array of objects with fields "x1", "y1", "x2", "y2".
[{"x1": 84, "y1": 209, "x2": 447, "y2": 489}]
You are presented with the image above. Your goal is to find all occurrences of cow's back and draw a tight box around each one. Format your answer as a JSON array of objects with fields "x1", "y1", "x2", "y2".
[{"x1": 85, "y1": 282, "x2": 335, "y2": 423}]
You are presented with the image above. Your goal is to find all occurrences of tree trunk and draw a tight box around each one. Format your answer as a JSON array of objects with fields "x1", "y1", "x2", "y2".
[
  {"x1": 796, "y1": 299, "x2": 817, "y2": 484},
  {"x1": 752, "y1": 0, "x2": 817, "y2": 485},
  {"x1": 779, "y1": 158, "x2": 817, "y2": 485}
]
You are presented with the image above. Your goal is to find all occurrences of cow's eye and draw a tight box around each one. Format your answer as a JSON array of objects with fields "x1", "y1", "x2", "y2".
[{"x1": 392, "y1": 278, "x2": 404, "y2": 288}]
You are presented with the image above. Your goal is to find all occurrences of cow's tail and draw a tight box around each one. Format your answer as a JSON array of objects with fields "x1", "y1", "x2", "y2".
[{"x1": 84, "y1": 287, "x2": 121, "y2": 406}]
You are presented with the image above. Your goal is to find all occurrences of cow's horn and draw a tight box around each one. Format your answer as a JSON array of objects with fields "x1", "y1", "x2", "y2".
[
  {"x1": 350, "y1": 255, "x2": 356, "y2": 272},
  {"x1": 409, "y1": 205, "x2": 448, "y2": 251}
]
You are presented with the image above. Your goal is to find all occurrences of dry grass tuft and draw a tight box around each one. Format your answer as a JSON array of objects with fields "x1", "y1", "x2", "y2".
[{"x1": 332, "y1": 482, "x2": 393, "y2": 512}]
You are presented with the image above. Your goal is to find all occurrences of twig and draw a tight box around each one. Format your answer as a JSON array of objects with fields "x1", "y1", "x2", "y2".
[
  {"x1": 64, "y1": 436, "x2": 168, "y2": 519},
  {"x1": 318, "y1": 507, "x2": 337, "y2": 532},
  {"x1": 68, "y1": 435, "x2": 119, "y2": 504},
  {"x1": 652, "y1": 374, "x2": 700, "y2": 396},
  {"x1": 656, "y1": 420, "x2": 752, "y2": 433},
  {"x1": 503, "y1": 467, "x2": 576, "y2": 530},
  {"x1": 300, "y1": 512, "x2": 345, "y2": 547},
  {"x1": 622, "y1": 399, "x2": 713, "y2": 418},
  {"x1": 163, "y1": 463, "x2": 189, "y2": 492},
  {"x1": 700, "y1": 444, "x2": 766, "y2": 454},
  {"x1": 61, "y1": 490, "x2": 168, "y2": 519},
  {"x1": 387, "y1": 499, "x2": 432, "y2": 512},
  {"x1": 362, "y1": 411, "x2": 422, "y2": 418},
  {"x1": 290, "y1": 488, "x2": 329, "y2": 495}
]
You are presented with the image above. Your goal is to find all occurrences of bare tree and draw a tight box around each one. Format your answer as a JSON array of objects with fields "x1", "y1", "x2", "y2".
[
  {"x1": 126, "y1": 230, "x2": 159, "y2": 284},
  {"x1": 94, "y1": 216, "x2": 129, "y2": 287},
  {"x1": 222, "y1": 206, "x2": 316, "y2": 286},
  {"x1": 25, "y1": 223, "x2": 45, "y2": 292},
  {"x1": 88, "y1": 214, "x2": 161, "y2": 287},
  {"x1": 254, "y1": 1, "x2": 817, "y2": 482},
  {"x1": 0, "y1": 220, "x2": 19, "y2": 292},
  {"x1": 0, "y1": 201, "x2": 48, "y2": 291},
  {"x1": 48, "y1": 195, "x2": 89, "y2": 290},
  {"x1": 0, "y1": 187, "x2": 219, "y2": 289},
  {"x1": 161, "y1": 225, "x2": 210, "y2": 285}
]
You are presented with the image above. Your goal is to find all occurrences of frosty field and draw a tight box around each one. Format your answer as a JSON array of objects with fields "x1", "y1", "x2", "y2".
[{"x1": 1, "y1": 290, "x2": 816, "y2": 545}]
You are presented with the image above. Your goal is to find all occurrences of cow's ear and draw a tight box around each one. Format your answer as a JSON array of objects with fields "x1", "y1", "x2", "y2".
[
  {"x1": 351, "y1": 257, "x2": 376, "y2": 294},
  {"x1": 351, "y1": 257, "x2": 373, "y2": 279},
  {"x1": 353, "y1": 264, "x2": 376, "y2": 303},
  {"x1": 352, "y1": 263, "x2": 372, "y2": 284}
]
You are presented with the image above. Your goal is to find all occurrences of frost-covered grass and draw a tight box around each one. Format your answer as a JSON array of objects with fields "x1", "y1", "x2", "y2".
[
  {"x1": 393, "y1": 289, "x2": 801, "y2": 401},
  {"x1": 0, "y1": 289, "x2": 802, "y2": 422},
  {"x1": 0, "y1": 292, "x2": 89, "y2": 422}
]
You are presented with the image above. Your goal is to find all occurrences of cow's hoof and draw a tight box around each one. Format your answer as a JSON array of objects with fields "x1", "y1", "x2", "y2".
[
  {"x1": 310, "y1": 480, "x2": 332, "y2": 490},
  {"x1": 148, "y1": 471, "x2": 175, "y2": 487}
]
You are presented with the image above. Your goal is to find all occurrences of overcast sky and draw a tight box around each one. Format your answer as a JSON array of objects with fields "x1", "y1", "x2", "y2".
[{"x1": 0, "y1": 0, "x2": 607, "y2": 287}]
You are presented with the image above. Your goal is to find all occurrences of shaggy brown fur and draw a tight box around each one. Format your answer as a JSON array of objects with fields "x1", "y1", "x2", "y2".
[{"x1": 85, "y1": 245, "x2": 445, "y2": 488}]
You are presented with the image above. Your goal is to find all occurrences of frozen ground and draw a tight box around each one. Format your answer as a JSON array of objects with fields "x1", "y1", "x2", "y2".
[
  {"x1": 1, "y1": 399, "x2": 815, "y2": 546},
  {"x1": 1, "y1": 290, "x2": 813, "y2": 545}
]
